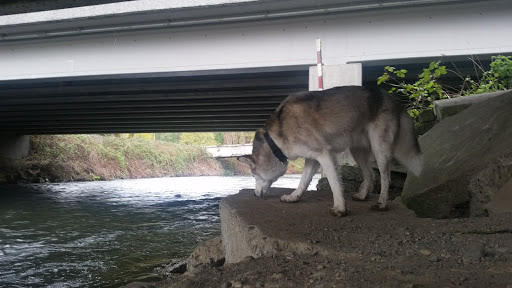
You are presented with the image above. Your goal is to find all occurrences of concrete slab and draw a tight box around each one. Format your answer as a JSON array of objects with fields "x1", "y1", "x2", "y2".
[
  {"x1": 165, "y1": 187, "x2": 512, "y2": 287},
  {"x1": 433, "y1": 90, "x2": 508, "y2": 120},
  {"x1": 485, "y1": 177, "x2": 512, "y2": 215},
  {"x1": 220, "y1": 187, "x2": 415, "y2": 263}
]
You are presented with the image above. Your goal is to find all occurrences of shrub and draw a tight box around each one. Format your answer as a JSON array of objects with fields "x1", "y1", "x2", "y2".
[{"x1": 377, "y1": 61, "x2": 448, "y2": 118}]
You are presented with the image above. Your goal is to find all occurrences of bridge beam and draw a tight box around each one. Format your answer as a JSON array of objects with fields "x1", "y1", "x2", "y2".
[{"x1": 0, "y1": 135, "x2": 29, "y2": 166}]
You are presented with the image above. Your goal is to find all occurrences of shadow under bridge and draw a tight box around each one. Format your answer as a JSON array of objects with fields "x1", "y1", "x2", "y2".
[{"x1": 0, "y1": 66, "x2": 309, "y2": 134}]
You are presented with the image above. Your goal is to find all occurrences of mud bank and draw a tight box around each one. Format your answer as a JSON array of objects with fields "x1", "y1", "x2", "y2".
[{"x1": 137, "y1": 188, "x2": 512, "y2": 288}]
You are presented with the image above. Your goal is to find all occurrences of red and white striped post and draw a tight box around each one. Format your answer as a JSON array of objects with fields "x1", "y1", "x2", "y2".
[{"x1": 316, "y1": 37, "x2": 324, "y2": 91}]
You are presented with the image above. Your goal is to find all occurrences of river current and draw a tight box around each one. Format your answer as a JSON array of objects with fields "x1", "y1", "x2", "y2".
[{"x1": 0, "y1": 175, "x2": 319, "y2": 287}]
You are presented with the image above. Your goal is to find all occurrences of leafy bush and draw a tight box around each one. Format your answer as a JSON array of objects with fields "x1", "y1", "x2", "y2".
[
  {"x1": 463, "y1": 55, "x2": 512, "y2": 95},
  {"x1": 377, "y1": 61, "x2": 448, "y2": 118},
  {"x1": 377, "y1": 56, "x2": 512, "y2": 118}
]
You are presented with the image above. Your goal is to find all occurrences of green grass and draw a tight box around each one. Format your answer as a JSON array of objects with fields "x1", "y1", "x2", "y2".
[{"x1": 20, "y1": 135, "x2": 226, "y2": 181}]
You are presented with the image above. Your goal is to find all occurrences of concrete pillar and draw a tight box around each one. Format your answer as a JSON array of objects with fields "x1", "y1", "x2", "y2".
[
  {"x1": 309, "y1": 63, "x2": 362, "y2": 167},
  {"x1": 309, "y1": 63, "x2": 362, "y2": 91},
  {"x1": 0, "y1": 135, "x2": 30, "y2": 166}
]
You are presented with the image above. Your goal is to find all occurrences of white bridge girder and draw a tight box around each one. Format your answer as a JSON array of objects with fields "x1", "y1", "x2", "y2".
[{"x1": 1, "y1": 0, "x2": 511, "y2": 80}]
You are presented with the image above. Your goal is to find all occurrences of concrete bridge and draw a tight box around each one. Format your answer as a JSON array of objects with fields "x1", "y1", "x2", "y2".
[
  {"x1": 205, "y1": 144, "x2": 252, "y2": 158},
  {"x1": 1, "y1": 0, "x2": 512, "y2": 162}
]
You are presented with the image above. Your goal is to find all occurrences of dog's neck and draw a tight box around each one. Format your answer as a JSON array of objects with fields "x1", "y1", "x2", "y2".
[{"x1": 263, "y1": 131, "x2": 288, "y2": 165}]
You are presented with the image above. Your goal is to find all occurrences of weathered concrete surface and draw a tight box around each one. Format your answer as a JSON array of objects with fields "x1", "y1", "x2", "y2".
[
  {"x1": 308, "y1": 64, "x2": 362, "y2": 91},
  {"x1": 0, "y1": 135, "x2": 29, "y2": 166},
  {"x1": 485, "y1": 177, "x2": 512, "y2": 215},
  {"x1": 220, "y1": 188, "x2": 416, "y2": 264},
  {"x1": 172, "y1": 187, "x2": 512, "y2": 288},
  {"x1": 433, "y1": 90, "x2": 508, "y2": 121},
  {"x1": 402, "y1": 91, "x2": 512, "y2": 218},
  {"x1": 204, "y1": 144, "x2": 252, "y2": 158}
]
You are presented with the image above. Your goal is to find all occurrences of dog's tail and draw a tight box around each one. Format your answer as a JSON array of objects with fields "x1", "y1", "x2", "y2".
[{"x1": 394, "y1": 112, "x2": 423, "y2": 176}]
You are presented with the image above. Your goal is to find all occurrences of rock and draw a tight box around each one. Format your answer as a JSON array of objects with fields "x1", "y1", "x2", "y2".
[
  {"x1": 402, "y1": 91, "x2": 512, "y2": 218},
  {"x1": 119, "y1": 282, "x2": 156, "y2": 288},
  {"x1": 167, "y1": 260, "x2": 187, "y2": 274},
  {"x1": 433, "y1": 90, "x2": 508, "y2": 121},
  {"x1": 414, "y1": 121, "x2": 437, "y2": 136},
  {"x1": 484, "y1": 177, "x2": 512, "y2": 215},
  {"x1": 427, "y1": 255, "x2": 440, "y2": 262},
  {"x1": 416, "y1": 109, "x2": 436, "y2": 123},
  {"x1": 154, "y1": 259, "x2": 188, "y2": 278},
  {"x1": 186, "y1": 236, "x2": 225, "y2": 272},
  {"x1": 464, "y1": 244, "x2": 486, "y2": 260}
]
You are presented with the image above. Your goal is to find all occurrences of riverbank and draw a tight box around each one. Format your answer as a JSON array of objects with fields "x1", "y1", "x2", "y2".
[
  {"x1": 0, "y1": 135, "x2": 243, "y2": 183},
  {"x1": 0, "y1": 135, "x2": 306, "y2": 184}
]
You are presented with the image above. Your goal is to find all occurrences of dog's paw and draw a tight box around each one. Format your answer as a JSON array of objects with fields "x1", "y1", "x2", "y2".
[
  {"x1": 351, "y1": 193, "x2": 368, "y2": 201},
  {"x1": 370, "y1": 203, "x2": 389, "y2": 211},
  {"x1": 330, "y1": 207, "x2": 348, "y2": 217},
  {"x1": 280, "y1": 194, "x2": 299, "y2": 203}
]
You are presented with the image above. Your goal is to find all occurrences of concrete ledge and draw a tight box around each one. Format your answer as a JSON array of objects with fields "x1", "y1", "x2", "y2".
[
  {"x1": 433, "y1": 90, "x2": 509, "y2": 121},
  {"x1": 165, "y1": 187, "x2": 512, "y2": 287},
  {"x1": 220, "y1": 187, "x2": 414, "y2": 264}
]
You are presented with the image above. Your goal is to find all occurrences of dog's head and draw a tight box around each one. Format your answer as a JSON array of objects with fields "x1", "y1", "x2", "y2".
[{"x1": 238, "y1": 129, "x2": 288, "y2": 197}]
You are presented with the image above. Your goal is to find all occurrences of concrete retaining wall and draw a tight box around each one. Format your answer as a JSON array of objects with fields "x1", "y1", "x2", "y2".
[{"x1": 0, "y1": 135, "x2": 29, "y2": 166}]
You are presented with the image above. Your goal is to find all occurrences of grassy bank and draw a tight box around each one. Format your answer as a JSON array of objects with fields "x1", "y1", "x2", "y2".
[
  {"x1": 2, "y1": 135, "x2": 250, "y2": 183},
  {"x1": 1, "y1": 135, "x2": 304, "y2": 183}
]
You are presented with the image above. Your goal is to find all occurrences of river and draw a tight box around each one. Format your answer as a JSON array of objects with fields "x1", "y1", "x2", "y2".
[{"x1": 0, "y1": 175, "x2": 319, "y2": 287}]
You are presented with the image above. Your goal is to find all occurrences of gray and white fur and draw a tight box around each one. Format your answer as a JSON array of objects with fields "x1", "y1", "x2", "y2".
[{"x1": 238, "y1": 86, "x2": 422, "y2": 216}]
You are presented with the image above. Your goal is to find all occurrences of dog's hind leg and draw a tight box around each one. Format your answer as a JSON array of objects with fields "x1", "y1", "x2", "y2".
[
  {"x1": 317, "y1": 153, "x2": 348, "y2": 217},
  {"x1": 368, "y1": 131, "x2": 393, "y2": 211},
  {"x1": 350, "y1": 147, "x2": 375, "y2": 201},
  {"x1": 281, "y1": 158, "x2": 319, "y2": 203}
]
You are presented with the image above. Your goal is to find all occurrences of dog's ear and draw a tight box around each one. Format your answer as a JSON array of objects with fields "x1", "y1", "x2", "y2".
[{"x1": 237, "y1": 155, "x2": 255, "y2": 169}]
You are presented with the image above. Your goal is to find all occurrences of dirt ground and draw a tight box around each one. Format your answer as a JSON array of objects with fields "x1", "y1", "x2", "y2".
[{"x1": 130, "y1": 188, "x2": 512, "y2": 288}]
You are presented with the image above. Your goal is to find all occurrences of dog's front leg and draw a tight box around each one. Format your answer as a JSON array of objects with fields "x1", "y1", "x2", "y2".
[
  {"x1": 281, "y1": 158, "x2": 319, "y2": 203},
  {"x1": 317, "y1": 154, "x2": 348, "y2": 217}
]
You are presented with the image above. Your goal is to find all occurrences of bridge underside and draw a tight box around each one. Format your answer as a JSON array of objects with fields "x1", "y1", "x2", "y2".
[
  {"x1": 0, "y1": 53, "x2": 506, "y2": 135},
  {"x1": 0, "y1": 66, "x2": 309, "y2": 134}
]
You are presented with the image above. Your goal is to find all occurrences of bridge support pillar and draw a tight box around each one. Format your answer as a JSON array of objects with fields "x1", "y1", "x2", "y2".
[
  {"x1": 308, "y1": 63, "x2": 362, "y2": 91},
  {"x1": 0, "y1": 135, "x2": 29, "y2": 166},
  {"x1": 309, "y1": 64, "x2": 361, "y2": 171}
]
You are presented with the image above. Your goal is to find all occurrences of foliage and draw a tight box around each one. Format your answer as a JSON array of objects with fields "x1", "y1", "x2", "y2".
[
  {"x1": 155, "y1": 132, "x2": 254, "y2": 146},
  {"x1": 287, "y1": 158, "x2": 305, "y2": 174},
  {"x1": 179, "y1": 132, "x2": 219, "y2": 146},
  {"x1": 377, "y1": 61, "x2": 448, "y2": 118},
  {"x1": 23, "y1": 135, "x2": 223, "y2": 181},
  {"x1": 221, "y1": 132, "x2": 254, "y2": 145},
  {"x1": 113, "y1": 133, "x2": 155, "y2": 140},
  {"x1": 214, "y1": 132, "x2": 224, "y2": 145},
  {"x1": 156, "y1": 133, "x2": 180, "y2": 143},
  {"x1": 463, "y1": 55, "x2": 512, "y2": 95}
]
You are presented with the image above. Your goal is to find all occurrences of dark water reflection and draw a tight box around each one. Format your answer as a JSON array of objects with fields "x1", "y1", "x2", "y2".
[{"x1": 0, "y1": 175, "x2": 319, "y2": 287}]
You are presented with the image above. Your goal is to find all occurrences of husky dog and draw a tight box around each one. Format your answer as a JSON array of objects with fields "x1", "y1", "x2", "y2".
[{"x1": 238, "y1": 86, "x2": 422, "y2": 216}]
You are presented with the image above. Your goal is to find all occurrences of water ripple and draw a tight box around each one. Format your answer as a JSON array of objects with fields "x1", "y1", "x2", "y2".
[{"x1": 0, "y1": 175, "x2": 319, "y2": 287}]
